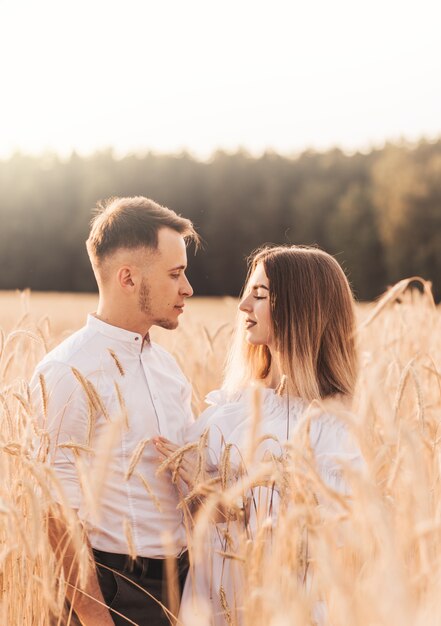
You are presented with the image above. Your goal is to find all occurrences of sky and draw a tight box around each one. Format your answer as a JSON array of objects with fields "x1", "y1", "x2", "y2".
[{"x1": 1, "y1": 0, "x2": 440, "y2": 159}]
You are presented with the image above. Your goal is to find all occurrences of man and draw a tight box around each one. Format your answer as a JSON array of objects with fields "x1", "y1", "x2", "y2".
[{"x1": 31, "y1": 196, "x2": 199, "y2": 625}]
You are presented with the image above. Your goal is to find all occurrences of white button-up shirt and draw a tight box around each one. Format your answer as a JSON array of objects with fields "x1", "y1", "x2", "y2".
[{"x1": 31, "y1": 315, "x2": 193, "y2": 558}]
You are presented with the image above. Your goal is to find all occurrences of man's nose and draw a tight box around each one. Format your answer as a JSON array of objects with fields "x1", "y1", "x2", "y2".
[{"x1": 181, "y1": 275, "x2": 193, "y2": 297}]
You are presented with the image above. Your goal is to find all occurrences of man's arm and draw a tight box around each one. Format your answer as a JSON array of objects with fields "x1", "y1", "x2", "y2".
[
  {"x1": 31, "y1": 362, "x2": 114, "y2": 625},
  {"x1": 48, "y1": 504, "x2": 114, "y2": 626}
]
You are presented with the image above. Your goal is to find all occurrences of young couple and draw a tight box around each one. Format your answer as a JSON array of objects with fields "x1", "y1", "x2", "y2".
[{"x1": 31, "y1": 196, "x2": 359, "y2": 626}]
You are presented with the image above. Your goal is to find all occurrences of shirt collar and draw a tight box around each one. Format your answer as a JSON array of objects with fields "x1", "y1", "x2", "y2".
[{"x1": 87, "y1": 314, "x2": 150, "y2": 352}]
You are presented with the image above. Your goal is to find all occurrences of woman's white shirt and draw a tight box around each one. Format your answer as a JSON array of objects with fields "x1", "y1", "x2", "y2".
[
  {"x1": 180, "y1": 388, "x2": 362, "y2": 626},
  {"x1": 185, "y1": 386, "x2": 361, "y2": 493}
]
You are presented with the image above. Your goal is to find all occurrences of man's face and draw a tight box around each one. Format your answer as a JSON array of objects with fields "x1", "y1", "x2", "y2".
[{"x1": 137, "y1": 227, "x2": 193, "y2": 330}]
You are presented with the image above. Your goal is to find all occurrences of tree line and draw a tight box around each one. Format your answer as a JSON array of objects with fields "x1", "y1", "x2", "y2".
[{"x1": 1, "y1": 139, "x2": 440, "y2": 301}]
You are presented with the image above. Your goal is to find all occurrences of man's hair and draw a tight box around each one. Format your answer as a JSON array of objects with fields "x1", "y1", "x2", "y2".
[
  {"x1": 224, "y1": 245, "x2": 358, "y2": 401},
  {"x1": 86, "y1": 196, "x2": 199, "y2": 264}
]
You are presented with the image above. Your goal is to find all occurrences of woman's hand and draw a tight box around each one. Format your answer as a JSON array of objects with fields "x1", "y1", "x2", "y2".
[{"x1": 153, "y1": 436, "x2": 199, "y2": 488}]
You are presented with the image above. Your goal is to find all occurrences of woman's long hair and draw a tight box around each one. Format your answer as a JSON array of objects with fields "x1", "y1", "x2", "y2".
[{"x1": 223, "y1": 245, "x2": 358, "y2": 402}]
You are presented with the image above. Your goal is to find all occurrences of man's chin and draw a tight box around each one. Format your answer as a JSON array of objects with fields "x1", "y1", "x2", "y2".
[{"x1": 155, "y1": 319, "x2": 179, "y2": 331}]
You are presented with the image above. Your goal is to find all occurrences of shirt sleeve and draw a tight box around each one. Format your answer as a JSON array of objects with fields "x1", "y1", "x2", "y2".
[
  {"x1": 181, "y1": 376, "x2": 194, "y2": 430},
  {"x1": 310, "y1": 413, "x2": 363, "y2": 496},
  {"x1": 30, "y1": 360, "x2": 90, "y2": 510}
]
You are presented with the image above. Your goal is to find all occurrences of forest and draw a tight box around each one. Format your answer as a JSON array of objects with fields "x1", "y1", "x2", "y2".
[{"x1": 1, "y1": 138, "x2": 440, "y2": 300}]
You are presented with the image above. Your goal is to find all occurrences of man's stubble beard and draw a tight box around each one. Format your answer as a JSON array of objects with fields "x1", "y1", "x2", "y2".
[{"x1": 138, "y1": 278, "x2": 178, "y2": 331}]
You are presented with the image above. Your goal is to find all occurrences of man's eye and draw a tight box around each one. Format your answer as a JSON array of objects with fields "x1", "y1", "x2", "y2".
[{"x1": 170, "y1": 273, "x2": 180, "y2": 279}]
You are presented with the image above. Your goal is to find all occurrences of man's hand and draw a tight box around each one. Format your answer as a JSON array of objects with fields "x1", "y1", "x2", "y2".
[{"x1": 69, "y1": 579, "x2": 115, "y2": 626}]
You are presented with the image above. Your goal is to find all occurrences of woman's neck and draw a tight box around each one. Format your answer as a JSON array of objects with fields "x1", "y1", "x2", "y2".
[{"x1": 263, "y1": 351, "x2": 282, "y2": 389}]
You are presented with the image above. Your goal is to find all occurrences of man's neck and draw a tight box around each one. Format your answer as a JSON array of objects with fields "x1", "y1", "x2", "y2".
[{"x1": 95, "y1": 303, "x2": 151, "y2": 338}]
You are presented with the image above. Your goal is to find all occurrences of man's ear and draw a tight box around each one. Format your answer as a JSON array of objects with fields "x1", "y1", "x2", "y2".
[{"x1": 117, "y1": 266, "x2": 136, "y2": 290}]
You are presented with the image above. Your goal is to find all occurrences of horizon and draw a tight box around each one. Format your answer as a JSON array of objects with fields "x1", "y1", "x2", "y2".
[{"x1": 1, "y1": 132, "x2": 440, "y2": 164}]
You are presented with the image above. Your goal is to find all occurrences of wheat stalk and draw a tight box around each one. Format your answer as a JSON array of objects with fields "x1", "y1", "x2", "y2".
[{"x1": 108, "y1": 349, "x2": 125, "y2": 376}]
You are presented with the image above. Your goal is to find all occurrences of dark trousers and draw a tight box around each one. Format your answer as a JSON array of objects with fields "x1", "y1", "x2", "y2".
[{"x1": 92, "y1": 549, "x2": 189, "y2": 626}]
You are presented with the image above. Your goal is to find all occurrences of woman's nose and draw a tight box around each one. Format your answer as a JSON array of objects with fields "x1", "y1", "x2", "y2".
[{"x1": 239, "y1": 293, "x2": 252, "y2": 312}]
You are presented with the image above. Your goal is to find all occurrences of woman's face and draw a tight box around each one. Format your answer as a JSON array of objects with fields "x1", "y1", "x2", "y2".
[{"x1": 239, "y1": 262, "x2": 274, "y2": 349}]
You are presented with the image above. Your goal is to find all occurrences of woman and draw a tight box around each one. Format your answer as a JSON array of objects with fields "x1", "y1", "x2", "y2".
[{"x1": 155, "y1": 244, "x2": 361, "y2": 625}]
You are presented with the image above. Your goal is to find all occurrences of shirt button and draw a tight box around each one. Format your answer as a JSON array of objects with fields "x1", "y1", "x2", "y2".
[{"x1": 135, "y1": 337, "x2": 139, "y2": 341}]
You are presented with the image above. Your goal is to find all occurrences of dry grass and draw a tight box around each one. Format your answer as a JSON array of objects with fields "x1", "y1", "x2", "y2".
[{"x1": 0, "y1": 285, "x2": 441, "y2": 625}]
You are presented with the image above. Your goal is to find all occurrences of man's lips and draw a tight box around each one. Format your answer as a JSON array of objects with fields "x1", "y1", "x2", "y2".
[{"x1": 174, "y1": 304, "x2": 185, "y2": 313}]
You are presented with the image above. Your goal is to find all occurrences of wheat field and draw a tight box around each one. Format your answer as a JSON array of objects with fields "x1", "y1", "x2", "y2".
[{"x1": 1, "y1": 283, "x2": 441, "y2": 626}]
